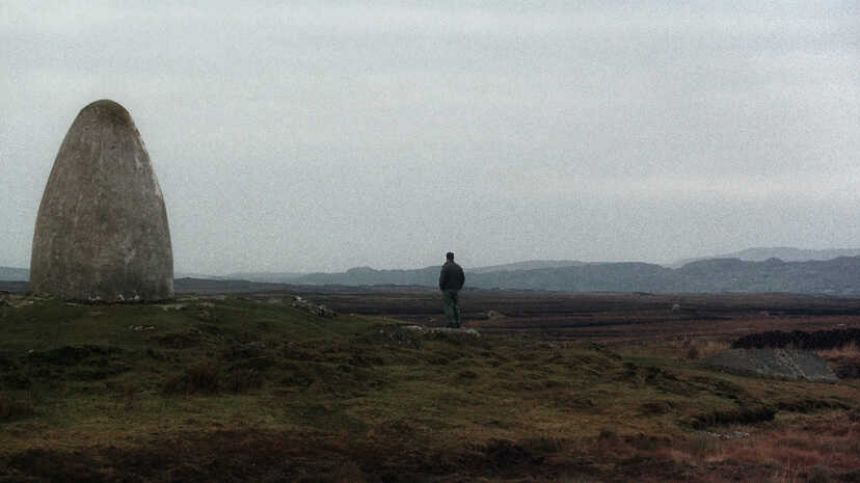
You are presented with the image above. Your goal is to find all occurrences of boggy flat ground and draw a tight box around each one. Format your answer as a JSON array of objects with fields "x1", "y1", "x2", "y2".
[{"x1": 0, "y1": 291, "x2": 859, "y2": 482}]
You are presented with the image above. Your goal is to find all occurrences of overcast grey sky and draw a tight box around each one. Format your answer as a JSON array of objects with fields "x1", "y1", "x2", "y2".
[{"x1": 2, "y1": 1, "x2": 859, "y2": 274}]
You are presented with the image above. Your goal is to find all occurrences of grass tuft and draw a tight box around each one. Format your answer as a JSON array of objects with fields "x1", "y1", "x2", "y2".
[
  {"x1": 163, "y1": 359, "x2": 220, "y2": 395},
  {"x1": 0, "y1": 391, "x2": 35, "y2": 420}
]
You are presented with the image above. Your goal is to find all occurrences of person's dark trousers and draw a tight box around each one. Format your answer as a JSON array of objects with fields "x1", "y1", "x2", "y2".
[{"x1": 443, "y1": 289, "x2": 461, "y2": 328}]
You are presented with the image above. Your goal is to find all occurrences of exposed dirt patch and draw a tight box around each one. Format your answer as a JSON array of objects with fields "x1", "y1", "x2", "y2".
[{"x1": 471, "y1": 439, "x2": 543, "y2": 474}]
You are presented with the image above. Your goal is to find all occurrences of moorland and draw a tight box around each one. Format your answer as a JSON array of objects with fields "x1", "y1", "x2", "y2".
[{"x1": 1, "y1": 288, "x2": 859, "y2": 482}]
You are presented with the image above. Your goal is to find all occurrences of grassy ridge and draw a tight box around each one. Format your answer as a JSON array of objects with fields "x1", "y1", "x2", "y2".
[{"x1": 0, "y1": 296, "x2": 858, "y2": 481}]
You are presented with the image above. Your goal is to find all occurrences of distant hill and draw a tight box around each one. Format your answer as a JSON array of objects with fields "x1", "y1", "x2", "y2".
[
  {"x1": 224, "y1": 260, "x2": 583, "y2": 283},
  {"x1": 669, "y1": 257, "x2": 860, "y2": 294},
  {"x1": 286, "y1": 257, "x2": 860, "y2": 295},
  {"x1": 220, "y1": 272, "x2": 307, "y2": 283},
  {"x1": 6, "y1": 253, "x2": 860, "y2": 295},
  {"x1": 469, "y1": 260, "x2": 583, "y2": 274},
  {"x1": 173, "y1": 277, "x2": 290, "y2": 294},
  {"x1": 672, "y1": 247, "x2": 860, "y2": 267},
  {"x1": 297, "y1": 266, "x2": 440, "y2": 287},
  {"x1": 0, "y1": 267, "x2": 29, "y2": 282}
]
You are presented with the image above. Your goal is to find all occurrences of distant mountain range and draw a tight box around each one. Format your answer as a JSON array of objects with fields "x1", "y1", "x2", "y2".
[
  {"x1": 222, "y1": 260, "x2": 584, "y2": 282},
  {"x1": 278, "y1": 257, "x2": 860, "y2": 295},
  {"x1": 671, "y1": 247, "x2": 860, "y2": 267},
  {"x1": 3, "y1": 248, "x2": 860, "y2": 294}
]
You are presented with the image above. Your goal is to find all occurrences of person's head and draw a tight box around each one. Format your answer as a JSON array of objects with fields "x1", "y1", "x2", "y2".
[{"x1": 446, "y1": 252, "x2": 454, "y2": 261}]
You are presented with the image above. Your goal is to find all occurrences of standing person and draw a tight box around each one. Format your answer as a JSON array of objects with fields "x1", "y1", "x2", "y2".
[{"x1": 438, "y1": 252, "x2": 465, "y2": 328}]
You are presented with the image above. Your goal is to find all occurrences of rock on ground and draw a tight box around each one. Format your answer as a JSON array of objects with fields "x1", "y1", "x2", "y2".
[{"x1": 704, "y1": 348, "x2": 838, "y2": 382}]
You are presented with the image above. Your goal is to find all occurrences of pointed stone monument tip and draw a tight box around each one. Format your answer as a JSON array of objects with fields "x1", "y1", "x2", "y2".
[{"x1": 30, "y1": 99, "x2": 174, "y2": 302}]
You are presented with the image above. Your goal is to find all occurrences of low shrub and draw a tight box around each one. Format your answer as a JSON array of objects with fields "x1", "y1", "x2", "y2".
[
  {"x1": 226, "y1": 368, "x2": 264, "y2": 394},
  {"x1": 0, "y1": 391, "x2": 35, "y2": 420},
  {"x1": 163, "y1": 360, "x2": 220, "y2": 396}
]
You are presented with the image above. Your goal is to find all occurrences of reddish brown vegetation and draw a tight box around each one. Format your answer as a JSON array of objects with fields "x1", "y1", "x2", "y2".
[{"x1": 3, "y1": 418, "x2": 858, "y2": 483}]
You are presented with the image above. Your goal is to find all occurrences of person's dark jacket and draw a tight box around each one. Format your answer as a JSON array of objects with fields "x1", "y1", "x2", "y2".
[{"x1": 439, "y1": 261, "x2": 465, "y2": 291}]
